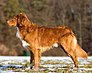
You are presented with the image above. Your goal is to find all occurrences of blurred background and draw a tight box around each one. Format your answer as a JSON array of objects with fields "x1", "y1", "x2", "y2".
[{"x1": 0, "y1": 0, "x2": 92, "y2": 56}]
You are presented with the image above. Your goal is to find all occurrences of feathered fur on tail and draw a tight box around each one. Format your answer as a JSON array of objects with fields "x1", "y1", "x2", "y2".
[{"x1": 76, "y1": 44, "x2": 88, "y2": 59}]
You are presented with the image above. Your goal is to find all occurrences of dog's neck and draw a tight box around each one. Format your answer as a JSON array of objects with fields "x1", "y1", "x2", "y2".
[
  {"x1": 16, "y1": 27, "x2": 30, "y2": 48},
  {"x1": 16, "y1": 20, "x2": 38, "y2": 41}
]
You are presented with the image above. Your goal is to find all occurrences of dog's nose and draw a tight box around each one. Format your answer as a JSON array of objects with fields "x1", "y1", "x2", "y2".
[
  {"x1": 7, "y1": 21, "x2": 9, "y2": 24},
  {"x1": 7, "y1": 21, "x2": 9, "y2": 23}
]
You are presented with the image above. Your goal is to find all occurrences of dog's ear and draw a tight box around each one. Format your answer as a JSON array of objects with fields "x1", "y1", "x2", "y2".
[
  {"x1": 20, "y1": 13, "x2": 25, "y2": 15},
  {"x1": 16, "y1": 13, "x2": 30, "y2": 26},
  {"x1": 17, "y1": 13, "x2": 28, "y2": 21},
  {"x1": 19, "y1": 13, "x2": 27, "y2": 18}
]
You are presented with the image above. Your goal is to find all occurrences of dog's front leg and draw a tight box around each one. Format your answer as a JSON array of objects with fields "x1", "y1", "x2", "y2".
[
  {"x1": 34, "y1": 49, "x2": 41, "y2": 70},
  {"x1": 30, "y1": 51, "x2": 34, "y2": 69}
]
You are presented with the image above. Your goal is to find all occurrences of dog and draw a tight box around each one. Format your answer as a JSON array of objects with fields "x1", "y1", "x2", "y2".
[{"x1": 7, "y1": 13, "x2": 88, "y2": 70}]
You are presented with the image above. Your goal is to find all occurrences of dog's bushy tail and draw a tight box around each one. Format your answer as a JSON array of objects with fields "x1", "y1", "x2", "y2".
[{"x1": 76, "y1": 44, "x2": 88, "y2": 59}]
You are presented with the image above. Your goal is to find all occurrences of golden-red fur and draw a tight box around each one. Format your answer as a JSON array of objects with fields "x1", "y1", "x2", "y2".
[{"x1": 7, "y1": 13, "x2": 88, "y2": 70}]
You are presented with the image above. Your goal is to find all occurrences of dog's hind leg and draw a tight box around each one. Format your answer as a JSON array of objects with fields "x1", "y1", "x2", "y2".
[
  {"x1": 59, "y1": 34, "x2": 78, "y2": 68},
  {"x1": 61, "y1": 45, "x2": 78, "y2": 68},
  {"x1": 68, "y1": 50, "x2": 78, "y2": 68}
]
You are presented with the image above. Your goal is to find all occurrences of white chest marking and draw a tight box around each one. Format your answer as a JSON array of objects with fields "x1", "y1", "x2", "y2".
[
  {"x1": 53, "y1": 43, "x2": 58, "y2": 47},
  {"x1": 16, "y1": 27, "x2": 30, "y2": 48}
]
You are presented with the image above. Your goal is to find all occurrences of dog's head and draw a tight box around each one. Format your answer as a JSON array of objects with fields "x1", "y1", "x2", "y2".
[{"x1": 7, "y1": 13, "x2": 29, "y2": 27}]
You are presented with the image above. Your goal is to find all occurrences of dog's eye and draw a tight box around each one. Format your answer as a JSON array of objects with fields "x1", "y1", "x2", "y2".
[{"x1": 14, "y1": 17, "x2": 17, "y2": 20}]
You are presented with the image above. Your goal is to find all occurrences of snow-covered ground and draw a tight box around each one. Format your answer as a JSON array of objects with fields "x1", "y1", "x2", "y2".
[{"x1": 0, "y1": 56, "x2": 92, "y2": 73}]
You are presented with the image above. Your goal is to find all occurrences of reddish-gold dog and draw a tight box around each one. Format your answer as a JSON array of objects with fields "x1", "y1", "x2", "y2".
[{"x1": 7, "y1": 13, "x2": 88, "y2": 70}]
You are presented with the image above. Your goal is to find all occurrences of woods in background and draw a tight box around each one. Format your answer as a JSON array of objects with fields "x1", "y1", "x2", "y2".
[{"x1": 0, "y1": 0, "x2": 92, "y2": 56}]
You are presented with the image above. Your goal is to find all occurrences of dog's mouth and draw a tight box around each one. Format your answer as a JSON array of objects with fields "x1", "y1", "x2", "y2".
[{"x1": 7, "y1": 19, "x2": 17, "y2": 27}]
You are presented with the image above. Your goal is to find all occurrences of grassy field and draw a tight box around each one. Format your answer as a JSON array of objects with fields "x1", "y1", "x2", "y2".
[{"x1": 0, "y1": 56, "x2": 92, "y2": 73}]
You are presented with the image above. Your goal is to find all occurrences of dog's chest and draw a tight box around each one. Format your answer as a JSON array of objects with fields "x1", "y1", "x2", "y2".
[{"x1": 16, "y1": 27, "x2": 30, "y2": 48}]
